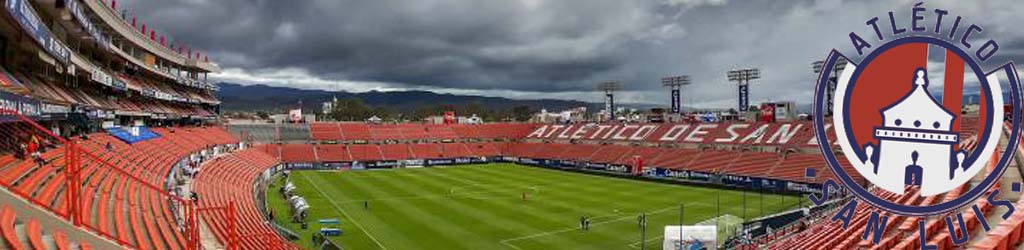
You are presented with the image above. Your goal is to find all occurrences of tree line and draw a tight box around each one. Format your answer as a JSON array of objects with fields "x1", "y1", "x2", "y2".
[{"x1": 325, "y1": 98, "x2": 535, "y2": 122}]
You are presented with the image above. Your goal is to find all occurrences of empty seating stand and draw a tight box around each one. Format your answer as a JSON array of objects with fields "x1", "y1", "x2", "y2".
[
  {"x1": 279, "y1": 144, "x2": 316, "y2": 163},
  {"x1": 315, "y1": 144, "x2": 351, "y2": 162},
  {"x1": 0, "y1": 126, "x2": 242, "y2": 250},
  {"x1": 0, "y1": 205, "x2": 93, "y2": 250},
  {"x1": 308, "y1": 123, "x2": 540, "y2": 142},
  {"x1": 193, "y1": 149, "x2": 294, "y2": 250}
]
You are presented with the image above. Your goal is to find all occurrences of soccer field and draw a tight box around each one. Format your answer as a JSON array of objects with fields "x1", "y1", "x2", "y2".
[{"x1": 267, "y1": 163, "x2": 801, "y2": 250}]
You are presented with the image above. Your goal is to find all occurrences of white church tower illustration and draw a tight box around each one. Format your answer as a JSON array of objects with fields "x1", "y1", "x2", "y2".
[{"x1": 864, "y1": 69, "x2": 966, "y2": 196}]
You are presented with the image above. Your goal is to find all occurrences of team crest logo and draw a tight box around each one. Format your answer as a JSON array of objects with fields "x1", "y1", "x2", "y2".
[{"x1": 810, "y1": 2, "x2": 1021, "y2": 247}]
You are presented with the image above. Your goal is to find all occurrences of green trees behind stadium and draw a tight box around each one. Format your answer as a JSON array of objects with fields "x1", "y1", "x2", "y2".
[{"x1": 327, "y1": 98, "x2": 536, "y2": 122}]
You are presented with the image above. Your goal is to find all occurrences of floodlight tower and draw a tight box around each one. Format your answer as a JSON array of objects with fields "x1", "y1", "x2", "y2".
[
  {"x1": 726, "y1": 68, "x2": 761, "y2": 112},
  {"x1": 661, "y1": 75, "x2": 691, "y2": 114},
  {"x1": 813, "y1": 58, "x2": 848, "y2": 116},
  {"x1": 598, "y1": 81, "x2": 622, "y2": 121}
]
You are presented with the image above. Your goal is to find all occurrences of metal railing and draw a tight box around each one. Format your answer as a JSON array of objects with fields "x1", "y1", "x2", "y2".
[{"x1": 0, "y1": 108, "x2": 296, "y2": 249}]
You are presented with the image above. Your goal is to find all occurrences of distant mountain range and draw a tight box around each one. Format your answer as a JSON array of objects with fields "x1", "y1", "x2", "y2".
[{"x1": 216, "y1": 83, "x2": 659, "y2": 113}]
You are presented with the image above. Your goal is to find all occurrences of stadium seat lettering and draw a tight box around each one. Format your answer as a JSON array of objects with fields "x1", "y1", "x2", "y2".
[
  {"x1": 684, "y1": 124, "x2": 717, "y2": 142},
  {"x1": 544, "y1": 125, "x2": 565, "y2": 138},
  {"x1": 602, "y1": 125, "x2": 620, "y2": 139},
  {"x1": 570, "y1": 126, "x2": 590, "y2": 139},
  {"x1": 659, "y1": 124, "x2": 690, "y2": 141},
  {"x1": 556, "y1": 125, "x2": 575, "y2": 138},
  {"x1": 590, "y1": 125, "x2": 613, "y2": 139},
  {"x1": 523, "y1": 122, "x2": 842, "y2": 146},
  {"x1": 806, "y1": 123, "x2": 834, "y2": 146},
  {"x1": 766, "y1": 124, "x2": 803, "y2": 144},
  {"x1": 612, "y1": 125, "x2": 638, "y2": 140},
  {"x1": 739, "y1": 124, "x2": 769, "y2": 144},
  {"x1": 714, "y1": 123, "x2": 749, "y2": 142},
  {"x1": 630, "y1": 125, "x2": 658, "y2": 140},
  {"x1": 526, "y1": 125, "x2": 547, "y2": 138}
]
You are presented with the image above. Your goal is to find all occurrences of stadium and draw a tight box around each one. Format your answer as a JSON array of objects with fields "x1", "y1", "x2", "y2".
[{"x1": 0, "y1": 1, "x2": 1021, "y2": 250}]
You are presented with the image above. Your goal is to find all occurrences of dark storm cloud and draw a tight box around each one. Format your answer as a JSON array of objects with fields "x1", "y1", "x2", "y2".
[
  {"x1": 118, "y1": 0, "x2": 1024, "y2": 106},
  {"x1": 118, "y1": 0, "x2": 657, "y2": 91}
]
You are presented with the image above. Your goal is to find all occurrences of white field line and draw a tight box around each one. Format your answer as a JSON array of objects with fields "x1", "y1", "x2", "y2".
[
  {"x1": 331, "y1": 184, "x2": 546, "y2": 205},
  {"x1": 302, "y1": 174, "x2": 391, "y2": 250},
  {"x1": 628, "y1": 214, "x2": 741, "y2": 249},
  {"x1": 499, "y1": 203, "x2": 716, "y2": 250},
  {"x1": 497, "y1": 204, "x2": 684, "y2": 247},
  {"x1": 628, "y1": 235, "x2": 664, "y2": 249}
]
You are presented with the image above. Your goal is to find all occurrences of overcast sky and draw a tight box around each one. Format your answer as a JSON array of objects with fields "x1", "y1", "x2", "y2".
[{"x1": 117, "y1": 0, "x2": 1023, "y2": 108}]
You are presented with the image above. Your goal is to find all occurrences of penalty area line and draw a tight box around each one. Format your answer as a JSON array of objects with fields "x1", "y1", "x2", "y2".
[
  {"x1": 498, "y1": 205, "x2": 692, "y2": 250},
  {"x1": 302, "y1": 174, "x2": 391, "y2": 250}
]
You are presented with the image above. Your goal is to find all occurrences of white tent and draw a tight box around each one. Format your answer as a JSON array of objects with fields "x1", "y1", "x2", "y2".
[{"x1": 663, "y1": 225, "x2": 715, "y2": 250}]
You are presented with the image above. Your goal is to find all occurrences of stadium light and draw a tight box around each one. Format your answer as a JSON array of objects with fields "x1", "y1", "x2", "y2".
[
  {"x1": 597, "y1": 82, "x2": 623, "y2": 121},
  {"x1": 726, "y1": 68, "x2": 761, "y2": 112},
  {"x1": 813, "y1": 58, "x2": 848, "y2": 116},
  {"x1": 661, "y1": 75, "x2": 691, "y2": 114}
]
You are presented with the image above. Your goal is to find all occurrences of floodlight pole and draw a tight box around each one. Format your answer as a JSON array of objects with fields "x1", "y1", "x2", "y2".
[
  {"x1": 760, "y1": 186, "x2": 764, "y2": 216},
  {"x1": 716, "y1": 187, "x2": 720, "y2": 235},
  {"x1": 597, "y1": 82, "x2": 623, "y2": 122},
  {"x1": 662, "y1": 76, "x2": 692, "y2": 114},
  {"x1": 639, "y1": 212, "x2": 648, "y2": 250},
  {"x1": 726, "y1": 68, "x2": 761, "y2": 113},
  {"x1": 813, "y1": 58, "x2": 848, "y2": 116},
  {"x1": 678, "y1": 204, "x2": 684, "y2": 250}
]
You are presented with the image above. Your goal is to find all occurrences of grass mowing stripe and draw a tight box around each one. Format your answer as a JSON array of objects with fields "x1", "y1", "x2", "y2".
[
  {"x1": 273, "y1": 164, "x2": 800, "y2": 250},
  {"x1": 439, "y1": 166, "x2": 704, "y2": 249},
  {"x1": 333, "y1": 165, "x2": 565, "y2": 250},
  {"x1": 403, "y1": 166, "x2": 598, "y2": 248},
  {"x1": 470, "y1": 165, "x2": 707, "y2": 215},
  {"x1": 426, "y1": 166, "x2": 612, "y2": 248},
  {"x1": 322, "y1": 171, "x2": 451, "y2": 250},
  {"x1": 299, "y1": 172, "x2": 391, "y2": 250},
  {"x1": 352, "y1": 168, "x2": 511, "y2": 250},
  {"x1": 436, "y1": 165, "x2": 645, "y2": 230}
]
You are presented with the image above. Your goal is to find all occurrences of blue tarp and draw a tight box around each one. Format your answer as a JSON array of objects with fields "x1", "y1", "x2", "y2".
[{"x1": 107, "y1": 126, "x2": 161, "y2": 144}]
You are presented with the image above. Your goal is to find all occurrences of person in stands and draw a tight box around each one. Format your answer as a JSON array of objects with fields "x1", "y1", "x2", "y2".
[
  {"x1": 15, "y1": 142, "x2": 26, "y2": 160},
  {"x1": 105, "y1": 141, "x2": 113, "y2": 151},
  {"x1": 27, "y1": 135, "x2": 43, "y2": 166}
]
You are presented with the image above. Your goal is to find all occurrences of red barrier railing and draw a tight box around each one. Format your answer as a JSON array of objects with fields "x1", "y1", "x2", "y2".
[
  {"x1": 76, "y1": 145, "x2": 197, "y2": 249},
  {"x1": 199, "y1": 201, "x2": 238, "y2": 250},
  {"x1": 0, "y1": 108, "x2": 71, "y2": 219},
  {"x1": 0, "y1": 108, "x2": 297, "y2": 249}
]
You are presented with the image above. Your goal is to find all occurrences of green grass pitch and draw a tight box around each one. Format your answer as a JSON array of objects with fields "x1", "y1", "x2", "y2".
[{"x1": 266, "y1": 163, "x2": 801, "y2": 250}]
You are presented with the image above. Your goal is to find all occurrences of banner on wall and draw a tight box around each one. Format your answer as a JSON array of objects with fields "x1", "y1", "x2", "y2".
[
  {"x1": 65, "y1": 0, "x2": 110, "y2": 50},
  {"x1": 6, "y1": 0, "x2": 71, "y2": 64},
  {"x1": 0, "y1": 90, "x2": 40, "y2": 120},
  {"x1": 289, "y1": 109, "x2": 302, "y2": 122}
]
